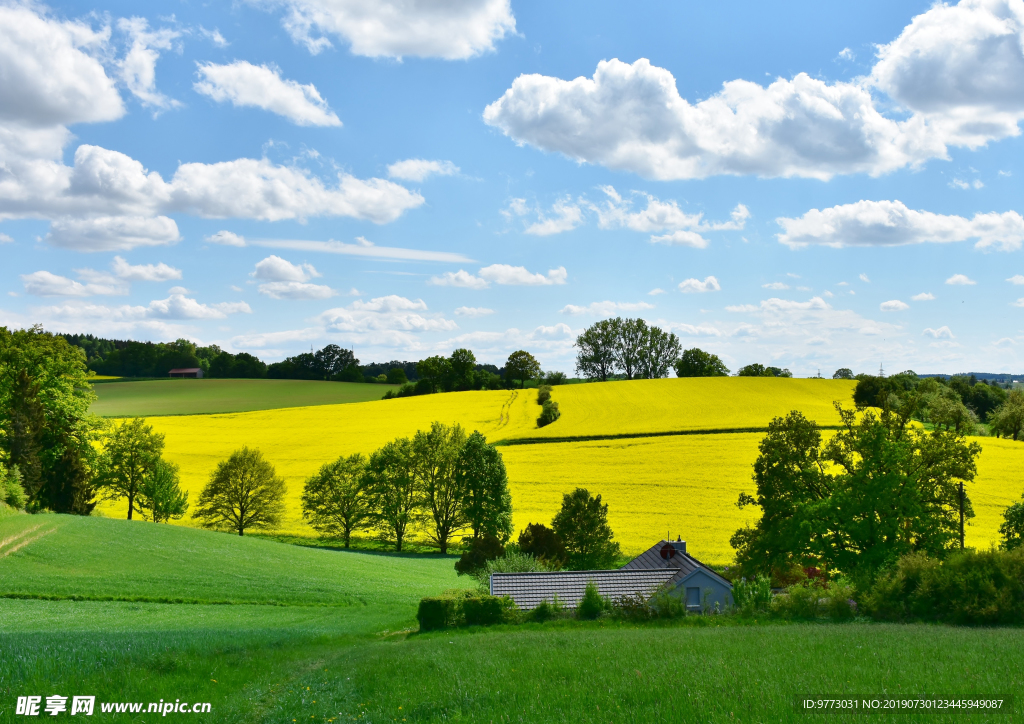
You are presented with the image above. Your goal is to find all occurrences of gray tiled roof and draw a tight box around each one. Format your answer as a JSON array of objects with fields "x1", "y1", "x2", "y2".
[
  {"x1": 490, "y1": 568, "x2": 678, "y2": 610},
  {"x1": 622, "y1": 540, "x2": 733, "y2": 588}
]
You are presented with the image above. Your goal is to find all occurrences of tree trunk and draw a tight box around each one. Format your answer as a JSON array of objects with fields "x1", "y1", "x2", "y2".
[
  {"x1": 127, "y1": 492, "x2": 134, "y2": 520},
  {"x1": 396, "y1": 530, "x2": 403, "y2": 552}
]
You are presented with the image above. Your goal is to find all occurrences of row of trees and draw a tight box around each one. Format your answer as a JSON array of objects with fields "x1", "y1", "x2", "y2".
[
  {"x1": 302, "y1": 422, "x2": 513, "y2": 552},
  {"x1": 456, "y1": 488, "x2": 622, "y2": 574},
  {"x1": 575, "y1": 318, "x2": 682, "y2": 381},
  {"x1": 854, "y1": 371, "x2": 1023, "y2": 438}
]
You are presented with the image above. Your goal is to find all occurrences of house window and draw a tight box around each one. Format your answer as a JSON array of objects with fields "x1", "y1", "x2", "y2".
[{"x1": 686, "y1": 587, "x2": 700, "y2": 607}]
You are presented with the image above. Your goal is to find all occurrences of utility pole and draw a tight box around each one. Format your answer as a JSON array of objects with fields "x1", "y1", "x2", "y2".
[
  {"x1": 879, "y1": 362, "x2": 885, "y2": 378},
  {"x1": 959, "y1": 479, "x2": 965, "y2": 551}
]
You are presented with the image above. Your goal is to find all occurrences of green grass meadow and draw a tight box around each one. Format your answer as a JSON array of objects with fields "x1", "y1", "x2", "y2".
[
  {"x1": 90, "y1": 379, "x2": 399, "y2": 417},
  {"x1": 2, "y1": 514, "x2": 1022, "y2": 723}
]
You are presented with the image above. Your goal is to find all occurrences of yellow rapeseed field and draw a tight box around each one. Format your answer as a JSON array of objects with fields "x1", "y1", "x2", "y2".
[
  {"x1": 93, "y1": 379, "x2": 1024, "y2": 564},
  {"x1": 502, "y1": 434, "x2": 1024, "y2": 564},
  {"x1": 502, "y1": 377, "x2": 858, "y2": 440}
]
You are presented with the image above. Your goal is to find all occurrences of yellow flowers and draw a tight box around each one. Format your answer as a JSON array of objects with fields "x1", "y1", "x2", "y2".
[{"x1": 91, "y1": 378, "x2": 1024, "y2": 563}]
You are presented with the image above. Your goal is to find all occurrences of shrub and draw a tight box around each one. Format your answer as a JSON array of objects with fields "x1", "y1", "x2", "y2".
[
  {"x1": 455, "y1": 535, "x2": 506, "y2": 577},
  {"x1": 576, "y1": 580, "x2": 609, "y2": 620},
  {"x1": 463, "y1": 595, "x2": 506, "y2": 626},
  {"x1": 861, "y1": 549, "x2": 1024, "y2": 625},
  {"x1": 528, "y1": 594, "x2": 566, "y2": 623},
  {"x1": 2, "y1": 464, "x2": 26, "y2": 510},
  {"x1": 537, "y1": 385, "x2": 552, "y2": 405},
  {"x1": 417, "y1": 596, "x2": 460, "y2": 631},
  {"x1": 542, "y1": 371, "x2": 568, "y2": 386},
  {"x1": 537, "y1": 400, "x2": 560, "y2": 427},
  {"x1": 771, "y1": 579, "x2": 857, "y2": 620},
  {"x1": 472, "y1": 548, "x2": 550, "y2": 587},
  {"x1": 518, "y1": 524, "x2": 567, "y2": 568},
  {"x1": 648, "y1": 587, "x2": 687, "y2": 619},
  {"x1": 528, "y1": 599, "x2": 554, "y2": 623},
  {"x1": 611, "y1": 592, "x2": 655, "y2": 621},
  {"x1": 731, "y1": 575, "x2": 773, "y2": 614}
]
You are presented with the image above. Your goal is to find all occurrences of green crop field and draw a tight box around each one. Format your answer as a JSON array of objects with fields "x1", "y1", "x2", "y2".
[
  {"x1": 89, "y1": 378, "x2": 400, "y2": 417},
  {"x1": 2, "y1": 514, "x2": 1022, "y2": 723}
]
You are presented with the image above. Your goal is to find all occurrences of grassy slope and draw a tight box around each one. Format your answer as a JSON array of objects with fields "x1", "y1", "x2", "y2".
[
  {"x1": 2, "y1": 514, "x2": 1022, "y2": 722},
  {"x1": 0, "y1": 514, "x2": 459, "y2": 605},
  {"x1": 91, "y1": 378, "x2": 399, "y2": 417}
]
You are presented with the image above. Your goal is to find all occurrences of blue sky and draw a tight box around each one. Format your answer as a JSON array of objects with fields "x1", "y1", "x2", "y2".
[{"x1": 2, "y1": 0, "x2": 1024, "y2": 376}]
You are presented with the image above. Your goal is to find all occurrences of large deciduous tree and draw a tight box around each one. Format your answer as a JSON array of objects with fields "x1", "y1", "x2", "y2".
[
  {"x1": 639, "y1": 326, "x2": 681, "y2": 379},
  {"x1": 0, "y1": 326, "x2": 100, "y2": 513},
  {"x1": 449, "y1": 348, "x2": 477, "y2": 390},
  {"x1": 301, "y1": 453, "x2": 369, "y2": 547},
  {"x1": 192, "y1": 447, "x2": 286, "y2": 536},
  {"x1": 551, "y1": 488, "x2": 621, "y2": 570},
  {"x1": 362, "y1": 437, "x2": 418, "y2": 551},
  {"x1": 417, "y1": 355, "x2": 452, "y2": 393},
  {"x1": 504, "y1": 350, "x2": 541, "y2": 389},
  {"x1": 96, "y1": 418, "x2": 165, "y2": 520},
  {"x1": 675, "y1": 348, "x2": 730, "y2": 377},
  {"x1": 732, "y1": 404, "x2": 981, "y2": 581},
  {"x1": 990, "y1": 389, "x2": 1024, "y2": 441},
  {"x1": 613, "y1": 318, "x2": 647, "y2": 380},
  {"x1": 574, "y1": 318, "x2": 620, "y2": 381},
  {"x1": 457, "y1": 431, "x2": 513, "y2": 542},
  {"x1": 412, "y1": 421, "x2": 468, "y2": 554},
  {"x1": 1000, "y1": 492, "x2": 1024, "y2": 551},
  {"x1": 137, "y1": 460, "x2": 189, "y2": 523}
]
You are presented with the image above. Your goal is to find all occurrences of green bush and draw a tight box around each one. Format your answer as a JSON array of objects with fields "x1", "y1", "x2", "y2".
[
  {"x1": 731, "y1": 575, "x2": 773, "y2": 614},
  {"x1": 576, "y1": 580, "x2": 609, "y2": 620},
  {"x1": 771, "y1": 579, "x2": 856, "y2": 620},
  {"x1": 537, "y1": 385, "x2": 552, "y2": 405},
  {"x1": 455, "y1": 535, "x2": 505, "y2": 577},
  {"x1": 2, "y1": 464, "x2": 26, "y2": 510},
  {"x1": 463, "y1": 595, "x2": 505, "y2": 626},
  {"x1": 861, "y1": 549, "x2": 1024, "y2": 625},
  {"x1": 527, "y1": 594, "x2": 566, "y2": 623},
  {"x1": 417, "y1": 596, "x2": 460, "y2": 631},
  {"x1": 537, "y1": 400, "x2": 560, "y2": 427}
]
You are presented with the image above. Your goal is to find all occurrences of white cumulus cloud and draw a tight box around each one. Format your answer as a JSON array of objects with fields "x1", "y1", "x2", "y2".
[
  {"x1": 206, "y1": 230, "x2": 247, "y2": 247},
  {"x1": 110, "y1": 256, "x2": 182, "y2": 281},
  {"x1": 478, "y1": 264, "x2": 567, "y2": 286},
  {"x1": 21, "y1": 270, "x2": 123, "y2": 297},
  {"x1": 560, "y1": 301, "x2": 655, "y2": 316},
  {"x1": 912, "y1": 292, "x2": 936, "y2": 301},
  {"x1": 252, "y1": 255, "x2": 320, "y2": 282},
  {"x1": 762, "y1": 282, "x2": 789, "y2": 290},
  {"x1": 272, "y1": 0, "x2": 516, "y2": 59},
  {"x1": 946, "y1": 273, "x2": 976, "y2": 285},
  {"x1": 46, "y1": 216, "x2": 181, "y2": 252},
  {"x1": 923, "y1": 326, "x2": 955, "y2": 339},
  {"x1": 454, "y1": 306, "x2": 494, "y2": 317},
  {"x1": 387, "y1": 159, "x2": 459, "y2": 182},
  {"x1": 678, "y1": 276, "x2": 721, "y2": 293},
  {"x1": 258, "y1": 281, "x2": 336, "y2": 300},
  {"x1": 484, "y1": 2, "x2": 1024, "y2": 181},
  {"x1": 776, "y1": 200, "x2": 1024, "y2": 251},
  {"x1": 428, "y1": 270, "x2": 490, "y2": 289},
  {"x1": 880, "y1": 299, "x2": 910, "y2": 311},
  {"x1": 194, "y1": 61, "x2": 341, "y2": 126},
  {"x1": 1007, "y1": 274, "x2": 1024, "y2": 284},
  {"x1": 117, "y1": 18, "x2": 181, "y2": 111}
]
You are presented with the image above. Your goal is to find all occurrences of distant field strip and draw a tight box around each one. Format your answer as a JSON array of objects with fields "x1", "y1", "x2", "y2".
[{"x1": 91, "y1": 379, "x2": 400, "y2": 417}]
